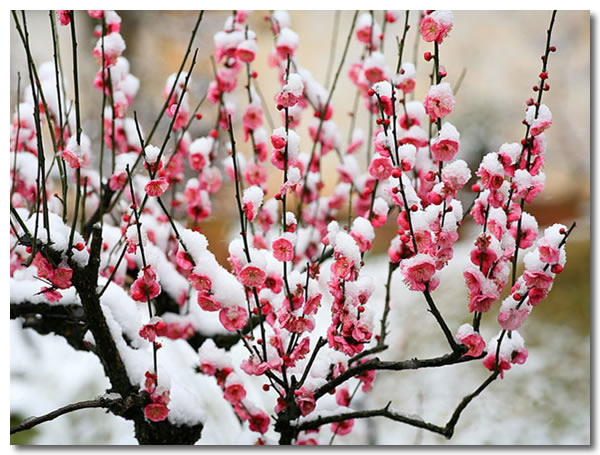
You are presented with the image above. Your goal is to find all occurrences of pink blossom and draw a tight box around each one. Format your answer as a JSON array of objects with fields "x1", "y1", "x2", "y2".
[
  {"x1": 424, "y1": 83, "x2": 455, "y2": 120},
  {"x1": 219, "y1": 305, "x2": 248, "y2": 331},
  {"x1": 199, "y1": 167, "x2": 222, "y2": 194},
  {"x1": 431, "y1": 137, "x2": 459, "y2": 162},
  {"x1": 400, "y1": 253, "x2": 437, "y2": 291},
  {"x1": 295, "y1": 389, "x2": 316, "y2": 417},
  {"x1": 239, "y1": 265, "x2": 266, "y2": 287},
  {"x1": 270, "y1": 132, "x2": 287, "y2": 150},
  {"x1": 368, "y1": 156, "x2": 393, "y2": 180},
  {"x1": 336, "y1": 387, "x2": 351, "y2": 407},
  {"x1": 63, "y1": 147, "x2": 81, "y2": 169},
  {"x1": 356, "y1": 23, "x2": 375, "y2": 45},
  {"x1": 51, "y1": 267, "x2": 72, "y2": 290},
  {"x1": 297, "y1": 438, "x2": 318, "y2": 445},
  {"x1": 527, "y1": 104, "x2": 552, "y2": 136},
  {"x1": 463, "y1": 268, "x2": 484, "y2": 295},
  {"x1": 331, "y1": 255, "x2": 355, "y2": 280},
  {"x1": 139, "y1": 319, "x2": 166, "y2": 343},
  {"x1": 161, "y1": 322, "x2": 194, "y2": 340},
  {"x1": 420, "y1": 11, "x2": 454, "y2": 44},
  {"x1": 244, "y1": 161, "x2": 268, "y2": 187},
  {"x1": 278, "y1": 308, "x2": 315, "y2": 334},
  {"x1": 199, "y1": 361, "x2": 217, "y2": 376},
  {"x1": 527, "y1": 287, "x2": 548, "y2": 306},
  {"x1": 265, "y1": 273, "x2": 283, "y2": 294},
  {"x1": 176, "y1": 249, "x2": 195, "y2": 271},
  {"x1": 243, "y1": 105, "x2": 263, "y2": 132},
  {"x1": 235, "y1": 39, "x2": 257, "y2": 63},
  {"x1": 468, "y1": 292, "x2": 498, "y2": 313},
  {"x1": 188, "y1": 273, "x2": 212, "y2": 292},
  {"x1": 523, "y1": 270, "x2": 553, "y2": 291},
  {"x1": 511, "y1": 221, "x2": 538, "y2": 250},
  {"x1": 470, "y1": 247, "x2": 497, "y2": 276},
  {"x1": 512, "y1": 347, "x2": 529, "y2": 365},
  {"x1": 41, "y1": 287, "x2": 62, "y2": 303},
  {"x1": 224, "y1": 382, "x2": 247, "y2": 404},
  {"x1": 538, "y1": 238, "x2": 560, "y2": 265},
  {"x1": 88, "y1": 10, "x2": 104, "y2": 19},
  {"x1": 275, "y1": 75, "x2": 304, "y2": 109},
  {"x1": 331, "y1": 419, "x2": 355, "y2": 436},
  {"x1": 109, "y1": 172, "x2": 127, "y2": 191},
  {"x1": 130, "y1": 266, "x2": 161, "y2": 302},
  {"x1": 33, "y1": 253, "x2": 54, "y2": 281},
  {"x1": 457, "y1": 332, "x2": 486, "y2": 357},
  {"x1": 431, "y1": 122, "x2": 460, "y2": 161},
  {"x1": 144, "y1": 177, "x2": 169, "y2": 197},
  {"x1": 56, "y1": 10, "x2": 71, "y2": 26},
  {"x1": 289, "y1": 337, "x2": 311, "y2": 365},
  {"x1": 248, "y1": 410, "x2": 270, "y2": 434},
  {"x1": 395, "y1": 62, "x2": 417, "y2": 94},
  {"x1": 197, "y1": 293, "x2": 221, "y2": 312},
  {"x1": 272, "y1": 237, "x2": 294, "y2": 262},
  {"x1": 189, "y1": 151, "x2": 206, "y2": 171},
  {"x1": 276, "y1": 28, "x2": 299, "y2": 59},
  {"x1": 482, "y1": 353, "x2": 511, "y2": 379},
  {"x1": 240, "y1": 355, "x2": 269, "y2": 376},
  {"x1": 243, "y1": 201, "x2": 258, "y2": 223},
  {"x1": 144, "y1": 403, "x2": 169, "y2": 422},
  {"x1": 498, "y1": 307, "x2": 529, "y2": 330}
]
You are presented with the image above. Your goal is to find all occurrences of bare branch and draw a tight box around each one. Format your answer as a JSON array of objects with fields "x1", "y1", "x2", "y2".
[{"x1": 11, "y1": 396, "x2": 123, "y2": 435}]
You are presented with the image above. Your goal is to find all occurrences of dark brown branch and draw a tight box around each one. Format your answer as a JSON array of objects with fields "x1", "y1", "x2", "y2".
[
  {"x1": 11, "y1": 396, "x2": 124, "y2": 435},
  {"x1": 443, "y1": 371, "x2": 499, "y2": 438},
  {"x1": 10, "y1": 302, "x2": 90, "y2": 352},
  {"x1": 299, "y1": 370, "x2": 499, "y2": 440},
  {"x1": 297, "y1": 401, "x2": 447, "y2": 437},
  {"x1": 68, "y1": 224, "x2": 133, "y2": 396},
  {"x1": 422, "y1": 287, "x2": 463, "y2": 353},
  {"x1": 314, "y1": 350, "x2": 479, "y2": 400}
]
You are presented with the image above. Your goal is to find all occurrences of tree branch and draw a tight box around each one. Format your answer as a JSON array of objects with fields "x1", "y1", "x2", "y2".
[
  {"x1": 314, "y1": 350, "x2": 481, "y2": 400},
  {"x1": 297, "y1": 401, "x2": 447, "y2": 436},
  {"x1": 298, "y1": 370, "x2": 499, "y2": 440},
  {"x1": 11, "y1": 395, "x2": 125, "y2": 435},
  {"x1": 10, "y1": 302, "x2": 91, "y2": 352}
]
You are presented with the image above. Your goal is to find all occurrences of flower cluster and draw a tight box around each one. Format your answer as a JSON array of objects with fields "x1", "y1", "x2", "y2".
[{"x1": 9, "y1": 9, "x2": 571, "y2": 444}]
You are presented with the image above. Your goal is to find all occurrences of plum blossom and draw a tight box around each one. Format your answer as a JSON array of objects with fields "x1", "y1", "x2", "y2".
[
  {"x1": 242, "y1": 185, "x2": 264, "y2": 223},
  {"x1": 130, "y1": 265, "x2": 161, "y2": 302},
  {"x1": 526, "y1": 104, "x2": 552, "y2": 136},
  {"x1": 56, "y1": 10, "x2": 71, "y2": 26},
  {"x1": 424, "y1": 82, "x2": 455, "y2": 120},
  {"x1": 368, "y1": 156, "x2": 393, "y2": 180},
  {"x1": 400, "y1": 253, "x2": 438, "y2": 292},
  {"x1": 456, "y1": 324, "x2": 485, "y2": 357},
  {"x1": 236, "y1": 39, "x2": 257, "y2": 63},
  {"x1": 272, "y1": 235, "x2": 295, "y2": 262},
  {"x1": 144, "y1": 177, "x2": 169, "y2": 197},
  {"x1": 275, "y1": 73, "x2": 304, "y2": 109},
  {"x1": 219, "y1": 305, "x2": 248, "y2": 331},
  {"x1": 420, "y1": 10, "x2": 454, "y2": 44},
  {"x1": 431, "y1": 122, "x2": 460, "y2": 162}
]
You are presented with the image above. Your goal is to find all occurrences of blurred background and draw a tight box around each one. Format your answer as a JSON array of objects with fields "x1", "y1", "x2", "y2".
[{"x1": 10, "y1": 10, "x2": 590, "y2": 445}]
